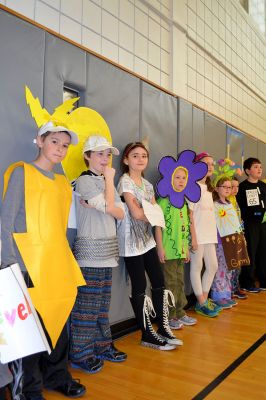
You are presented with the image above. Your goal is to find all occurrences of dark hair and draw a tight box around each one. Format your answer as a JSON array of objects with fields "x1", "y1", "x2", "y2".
[
  {"x1": 243, "y1": 157, "x2": 261, "y2": 175},
  {"x1": 197, "y1": 154, "x2": 214, "y2": 192},
  {"x1": 120, "y1": 142, "x2": 149, "y2": 175},
  {"x1": 41, "y1": 130, "x2": 71, "y2": 140},
  {"x1": 84, "y1": 150, "x2": 91, "y2": 167},
  {"x1": 213, "y1": 176, "x2": 231, "y2": 201},
  {"x1": 231, "y1": 175, "x2": 239, "y2": 182},
  {"x1": 206, "y1": 177, "x2": 213, "y2": 193},
  {"x1": 40, "y1": 131, "x2": 51, "y2": 140}
]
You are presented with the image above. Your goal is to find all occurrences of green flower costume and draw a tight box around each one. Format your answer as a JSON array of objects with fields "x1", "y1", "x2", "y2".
[
  {"x1": 157, "y1": 197, "x2": 190, "y2": 319},
  {"x1": 157, "y1": 197, "x2": 190, "y2": 260}
]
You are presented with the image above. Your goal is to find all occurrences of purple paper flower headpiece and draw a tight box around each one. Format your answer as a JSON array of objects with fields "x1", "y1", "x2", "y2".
[{"x1": 156, "y1": 150, "x2": 208, "y2": 208}]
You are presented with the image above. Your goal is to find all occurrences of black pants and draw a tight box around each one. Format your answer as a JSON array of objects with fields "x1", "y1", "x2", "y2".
[
  {"x1": 22, "y1": 323, "x2": 71, "y2": 397},
  {"x1": 240, "y1": 221, "x2": 266, "y2": 288},
  {"x1": 0, "y1": 387, "x2": 6, "y2": 400},
  {"x1": 124, "y1": 247, "x2": 164, "y2": 295}
]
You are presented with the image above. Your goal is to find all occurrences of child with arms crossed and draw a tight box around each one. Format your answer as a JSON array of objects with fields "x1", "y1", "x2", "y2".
[{"x1": 117, "y1": 142, "x2": 181, "y2": 351}]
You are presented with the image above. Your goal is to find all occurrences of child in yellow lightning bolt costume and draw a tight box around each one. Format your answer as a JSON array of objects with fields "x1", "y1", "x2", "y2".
[{"x1": 3, "y1": 161, "x2": 85, "y2": 347}]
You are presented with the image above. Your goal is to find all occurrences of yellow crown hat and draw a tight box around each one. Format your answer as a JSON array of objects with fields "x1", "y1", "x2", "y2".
[{"x1": 25, "y1": 86, "x2": 113, "y2": 181}]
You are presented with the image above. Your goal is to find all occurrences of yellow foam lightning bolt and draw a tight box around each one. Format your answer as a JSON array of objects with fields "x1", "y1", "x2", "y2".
[
  {"x1": 50, "y1": 97, "x2": 79, "y2": 126},
  {"x1": 25, "y1": 86, "x2": 79, "y2": 129},
  {"x1": 25, "y1": 86, "x2": 51, "y2": 128}
]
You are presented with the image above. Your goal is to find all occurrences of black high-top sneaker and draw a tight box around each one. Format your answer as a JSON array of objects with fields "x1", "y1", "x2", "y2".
[
  {"x1": 130, "y1": 294, "x2": 176, "y2": 351},
  {"x1": 152, "y1": 287, "x2": 183, "y2": 346}
]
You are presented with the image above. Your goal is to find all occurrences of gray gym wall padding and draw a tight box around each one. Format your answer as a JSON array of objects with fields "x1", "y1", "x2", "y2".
[
  {"x1": 44, "y1": 33, "x2": 87, "y2": 113},
  {"x1": 192, "y1": 106, "x2": 205, "y2": 154},
  {"x1": 85, "y1": 54, "x2": 141, "y2": 323},
  {"x1": 140, "y1": 81, "x2": 178, "y2": 185},
  {"x1": 177, "y1": 98, "x2": 193, "y2": 152},
  {"x1": 244, "y1": 134, "x2": 258, "y2": 161},
  {"x1": 0, "y1": 10, "x2": 45, "y2": 191},
  {"x1": 85, "y1": 54, "x2": 140, "y2": 176},
  {"x1": 43, "y1": 33, "x2": 87, "y2": 174},
  {"x1": 226, "y1": 126, "x2": 243, "y2": 167},
  {"x1": 204, "y1": 112, "x2": 227, "y2": 161},
  {"x1": 258, "y1": 142, "x2": 266, "y2": 173}
]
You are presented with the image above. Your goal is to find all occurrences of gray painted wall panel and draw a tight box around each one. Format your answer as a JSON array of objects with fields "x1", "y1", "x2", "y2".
[{"x1": 0, "y1": 10, "x2": 45, "y2": 204}]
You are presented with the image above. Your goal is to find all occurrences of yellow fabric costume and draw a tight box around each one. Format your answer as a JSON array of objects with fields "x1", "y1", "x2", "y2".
[{"x1": 3, "y1": 162, "x2": 85, "y2": 347}]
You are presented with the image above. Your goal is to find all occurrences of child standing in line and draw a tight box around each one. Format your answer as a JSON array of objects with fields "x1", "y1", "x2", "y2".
[
  {"x1": 117, "y1": 142, "x2": 181, "y2": 351},
  {"x1": 211, "y1": 176, "x2": 243, "y2": 308},
  {"x1": 228, "y1": 177, "x2": 248, "y2": 300},
  {"x1": 236, "y1": 157, "x2": 266, "y2": 292},
  {"x1": 1, "y1": 121, "x2": 86, "y2": 400},
  {"x1": 69, "y1": 135, "x2": 127, "y2": 374},
  {"x1": 188, "y1": 153, "x2": 221, "y2": 318},
  {"x1": 155, "y1": 167, "x2": 197, "y2": 330}
]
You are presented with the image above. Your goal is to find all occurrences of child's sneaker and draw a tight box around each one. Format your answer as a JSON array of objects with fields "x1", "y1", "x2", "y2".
[
  {"x1": 96, "y1": 344, "x2": 127, "y2": 362},
  {"x1": 241, "y1": 287, "x2": 260, "y2": 293},
  {"x1": 195, "y1": 301, "x2": 219, "y2": 317},
  {"x1": 178, "y1": 314, "x2": 197, "y2": 326},
  {"x1": 71, "y1": 357, "x2": 104, "y2": 374},
  {"x1": 169, "y1": 318, "x2": 184, "y2": 330},
  {"x1": 227, "y1": 298, "x2": 238, "y2": 306},
  {"x1": 233, "y1": 290, "x2": 248, "y2": 299},
  {"x1": 213, "y1": 299, "x2": 232, "y2": 309},
  {"x1": 208, "y1": 299, "x2": 223, "y2": 313}
]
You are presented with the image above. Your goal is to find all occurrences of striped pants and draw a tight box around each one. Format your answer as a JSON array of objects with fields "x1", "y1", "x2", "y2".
[{"x1": 69, "y1": 267, "x2": 112, "y2": 362}]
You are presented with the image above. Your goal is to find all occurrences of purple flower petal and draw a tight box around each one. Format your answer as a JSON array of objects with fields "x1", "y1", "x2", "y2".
[{"x1": 156, "y1": 150, "x2": 208, "y2": 208}]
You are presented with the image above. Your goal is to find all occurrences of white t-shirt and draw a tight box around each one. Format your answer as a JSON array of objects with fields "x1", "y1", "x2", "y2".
[
  {"x1": 117, "y1": 174, "x2": 156, "y2": 257},
  {"x1": 187, "y1": 183, "x2": 217, "y2": 244}
]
